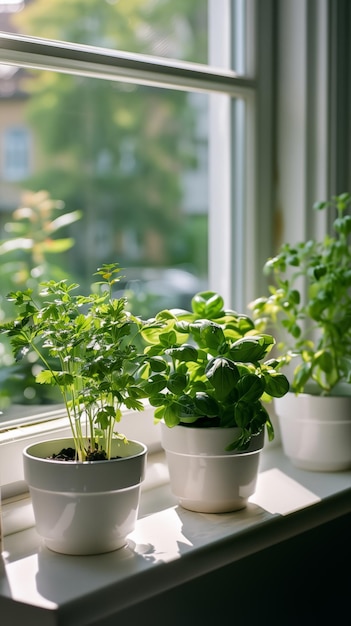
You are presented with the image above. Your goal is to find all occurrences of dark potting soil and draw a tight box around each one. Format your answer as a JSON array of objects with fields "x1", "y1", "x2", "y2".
[{"x1": 48, "y1": 447, "x2": 121, "y2": 461}]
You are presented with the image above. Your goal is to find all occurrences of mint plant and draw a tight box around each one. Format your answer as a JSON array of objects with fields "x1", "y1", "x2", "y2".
[
  {"x1": 249, "y1": 193, "x2": 351, "y2": 394},
  {"x1": 140, "y1": 290, "x2": 289, "y2": 451},
  {"x1": 0, "y1": 264, "x2": 146, "y2": 460}
]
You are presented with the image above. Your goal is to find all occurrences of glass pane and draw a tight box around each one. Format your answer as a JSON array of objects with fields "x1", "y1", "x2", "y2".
[
  {"x1": 0, "y1": 0, "x2": 208, "y2": 65},
  {"x1": 0, "y1": 65, "x2": 209, "y2": 411}
]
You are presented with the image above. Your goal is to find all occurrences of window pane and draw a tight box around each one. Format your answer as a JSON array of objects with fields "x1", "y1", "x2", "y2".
[
  {"x1": 0, "y1": 0, "x2": 251, "y2": 418},
  {"x1": 0, "y1": 65, "x2": 209, "y2": 409},
  {"x1": 3, "y1": 126, "x2": 30, "y2": 180},
  {"x1": 0, "y1": 0, "x2": 208, "y2": 65}
]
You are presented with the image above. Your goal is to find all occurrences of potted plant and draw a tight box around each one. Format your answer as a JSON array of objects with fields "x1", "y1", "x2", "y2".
[
  {"x1": 0, "y1": 263, "x2": 147, "y2": 554},
  {"x1": 140, "y1": 290, "x2": 289, "y2": 513},
  {"x1": 249, "y1": 192, "x2": 351, "y2": 471}
]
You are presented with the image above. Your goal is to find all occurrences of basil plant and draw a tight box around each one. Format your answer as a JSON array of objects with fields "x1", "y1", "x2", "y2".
[{"x1": 140, "y1": 291, "x2": 289, "y2": 451}]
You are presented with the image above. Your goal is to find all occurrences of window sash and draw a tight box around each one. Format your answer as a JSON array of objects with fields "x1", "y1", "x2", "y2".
[
  {"x1": 0, "y1": 2, "x2": 259, "y2": 435},
  {"x1": 0, "y1": 31, "x2": 256, "y2": 96}
]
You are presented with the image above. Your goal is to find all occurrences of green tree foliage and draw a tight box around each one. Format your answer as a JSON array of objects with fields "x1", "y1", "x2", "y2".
[
  {"x1": 0, "y1": 190, "x2": 82, "y2": 407},
  {"x1": 14, "y1": 0, "x2": 208, "y2": 278}
]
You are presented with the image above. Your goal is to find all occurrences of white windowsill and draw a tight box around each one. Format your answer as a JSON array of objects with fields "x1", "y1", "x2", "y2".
[{"x1": 1, "y1": 444, "x2": 350, "y2": 625}]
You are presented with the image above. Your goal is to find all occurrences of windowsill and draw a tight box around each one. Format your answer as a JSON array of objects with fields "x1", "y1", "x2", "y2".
[{"x1": 1, "y1": 445, "x2": 351, "y2": 625}]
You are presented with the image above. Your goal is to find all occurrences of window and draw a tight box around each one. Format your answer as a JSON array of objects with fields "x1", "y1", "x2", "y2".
[
  {"x1": 0, "y1": 1, "x2": 349, "y2": 490},
  {"x1": 2, "y1": 126, "x2": 30, "y2": 180},
  {"x1": 0, "y1": 0, "x2": 264, "y2": 423}
]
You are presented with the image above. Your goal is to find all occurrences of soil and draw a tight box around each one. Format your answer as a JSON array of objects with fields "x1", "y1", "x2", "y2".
[{"x1": 48, "y1": 447, "x2": 120, "y2": 461}]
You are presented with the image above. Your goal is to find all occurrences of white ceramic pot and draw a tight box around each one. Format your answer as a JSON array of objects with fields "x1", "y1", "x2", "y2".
[
  {"x1": 23, "y1": 437, "x2": 147, "y2": 555},
  {"x1": 274, "y1": 392, "x2": 351, "y2": 471},
  {"x1": 160, "y1": 423, "x2": 264, "y2": 513}
]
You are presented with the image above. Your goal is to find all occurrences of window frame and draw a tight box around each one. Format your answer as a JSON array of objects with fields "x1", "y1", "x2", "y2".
[
  {"x1": 0, "y1": 3, "x2": 264, "y2": 306},
  {"x1": 0, "y1": 0, "x2": 349, "y2": 522},
  {"x1": 0, "y1": 0, "x2": 271, "y2": 494}
]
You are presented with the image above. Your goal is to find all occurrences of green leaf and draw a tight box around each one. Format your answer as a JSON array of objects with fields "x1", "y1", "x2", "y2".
[
  {"x1": 286, "y1": 254, "x2": 299, "y2": 267},
  {"x1": 237, "y1": 315, "x2": 255, "y2": 334},
  {"x1": 265, "y1": 417, "x2": 275, "y2": 441},
  {"x1": 95, "y1": 408, "x2": 114, "y2": 429},
  {"x1": 334, "y1": 215, "x2": 351, "y2": 235},
  {"x1": 225, "y1": 428, "x2": 252, "y2": 451},
  {"x1": 191, "y1": 291, "x2": 224, "y2": 318},
  {"x1": 263, "y1": 372, "x2": 290, "y2": 397},
  {"x1": 314, "y1": 350, "x2": 333, "y2": 373},
  {"x1": 229, "y1": 335, "x2": 274, "y2": 362},
  {"x1": 163, "y1": 404, "x2": 181, "y2": 427},
  {"x1": 167, "y1": 372, "x2": 188, "y2": 394},
  {"x1": 236, "y1": 374, "x2": 266, "y2": 403},
  {"x1": 148, "y1": 393, "x2": 169, "y2": 408},
  {"x1": 165, "y1": 344, "x2": 198, "y2": 362},
  {"x1": 234, "y1": 401, "x2": 253, "y2": 429},
  {"x1": 339, "y1": 356, "x2": 351, "y2": 382},
  {"x1": 194, "y1": 391, "x2": 219, "y2": 417},
  {"x1": 159, "y1": 330, "x2": 177, "y2": 347},
  {"x1": 39, "y1": 238, "x2": 77, "y2": 253},
  {"x1": 313, "y1": 264, "x2": 327, "y2": 280},
  {"x1": 13, "y1": 344, "x2": 30, "y2": 361},
  {"x1": 149, "y1": 356, "x2": 167, "y2": 372},
  {"x1": 123, "y1": 397, "x2": 144, "y2": 412},
  {"x1": 283, "y1": 321, "x2": 301, "y2": 339},
  {"x1": 289, "y1": 289, "x2": 300, "y2": 305},
  {"x1": 200, "y1": 323, "x2": 225, "y2": 350},
  {"x1": 141, "y1": 322, "x2": 177, "y2": 346},
  {"x1": 6, "y1": 289, "x2": 33, "y2": 304},
  {"x1": 36, "y1": 370, "x2": 74, "y2": 386},
  {"x1": 307, "y1": 298, "x2": 326, "y2": 320},
  {"x1": 292, "y1": 362, "x2": 312, "y2": 393},
  {"x1": 154, "y1": 405, "x2": 166, "y2": 422},
  {"x1": 142, "y1": 374, "x2": 167, "y2": 395},
  {"x1": 205, "y1": 357, "x2": 240, "y2": 400},
  {"x1": 176, "y1": 395, "x2": 198, "y2": 419},
  {"x1": 313, "y1": 200, "x2": 328, "y2": 211}
]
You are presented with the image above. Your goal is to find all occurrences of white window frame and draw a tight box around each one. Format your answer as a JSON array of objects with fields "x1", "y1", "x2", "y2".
[
  {"x1": 0, "y1": 0, "x2": 262, "y2": 305},
  {"x1": 0, "y1": 0, "x2": 263, "y2": 495},
  {"x1": 0, "y1": 0, "x2": 267, "y2": 495},
  {"x1": 2, "y1": 0, "x2": 345, "y2": 496}
]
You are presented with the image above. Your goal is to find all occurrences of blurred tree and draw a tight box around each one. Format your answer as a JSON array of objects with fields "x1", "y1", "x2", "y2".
[
  {"x1": 0, "y1": 189, "x2": 81, "y2": 293},
  {"x1": 13, "y1": 0, "x2": 208, "y2": 280},
  {"x1": 0, "y1": 190, "x2": 81, "y2": 407}
]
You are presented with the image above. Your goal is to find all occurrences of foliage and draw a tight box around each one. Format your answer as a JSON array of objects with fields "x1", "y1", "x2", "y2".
[
  {"x1": 0, "y1": 190, "x2": 81, "y2": 407},
  {"x1": 12, "y1": 0, "x2": 207, "y2": 277},
  {"x1": 14, "y1": 0, "x2": 207, "y2": 62},
  {"x1": 249, "y1": 193, "x2": 351, "y2": 394},
  {"x1": 0, "y1": 264, "x2": 147, "y2": 460},
  {"x1": 0, "y1": 189, "x2": 81, "y2": 292},
  {"x1": 140, "y1": 291, "x2": 289, "y2": 451}
]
